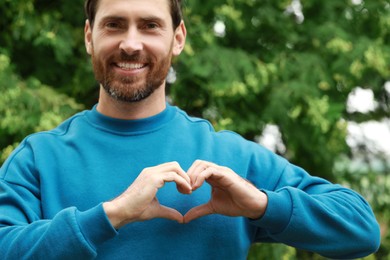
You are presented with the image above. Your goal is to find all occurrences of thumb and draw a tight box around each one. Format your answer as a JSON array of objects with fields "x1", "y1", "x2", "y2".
[
  {"x1": 156, "y1": 205, "x2": 184, "y2": 223},
  {"x1": 183, "y1": 203, "x2": 213, "y2": 223}
]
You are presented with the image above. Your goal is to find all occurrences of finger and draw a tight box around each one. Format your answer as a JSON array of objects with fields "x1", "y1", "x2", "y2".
[
  {"x1": 160, "y1": 162, "x2": 191, "y2": 186},
  {"x1": 162, "y1": 171, "x2": 192, "y2": 194},
  {"x1": 186, "y1": 160, "x2": 204, "y2": 176},
  {"x1": 156, "y1": 205, "x2": 184, "y2": 223},
  {"x1": 187, "y1": 160, "x2": 211, "y2": 188},
  {"x1": 183, "y1": 203, "x2": 213, "y2": 223},
  {"x1": 191, "y1": 167, "x2": 220, "y2": 190},
  {"x1": 176, "y1": 183, "x2": 192, "y2": 194}
]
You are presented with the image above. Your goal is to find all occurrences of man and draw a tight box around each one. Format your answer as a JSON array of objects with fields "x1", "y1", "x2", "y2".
[{"x1": 0, "y1": 0, "x2": 380, "y2": 259}]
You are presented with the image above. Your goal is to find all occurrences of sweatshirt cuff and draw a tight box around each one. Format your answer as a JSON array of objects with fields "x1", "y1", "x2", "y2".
[
  {"x1": 76, "y1": 203, "x2": 118, "y2": 248},
  {"x1": 249, "y1": 189, "x2": 293, "y2": 234}
]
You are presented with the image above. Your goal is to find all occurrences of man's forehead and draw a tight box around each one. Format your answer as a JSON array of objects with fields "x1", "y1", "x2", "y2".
[{"x1": 95, "y1": 0, "x2": 171, "y2": 18}]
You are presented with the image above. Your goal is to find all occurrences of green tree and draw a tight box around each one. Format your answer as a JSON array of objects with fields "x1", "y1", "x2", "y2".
[{"x1": 0, "y1": 0, "x2": 389, "y2": 258}]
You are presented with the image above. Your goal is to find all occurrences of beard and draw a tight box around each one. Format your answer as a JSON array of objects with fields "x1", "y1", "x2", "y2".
[{"x1": 91, "y1": 45, "x2": 173, "y2": 103}]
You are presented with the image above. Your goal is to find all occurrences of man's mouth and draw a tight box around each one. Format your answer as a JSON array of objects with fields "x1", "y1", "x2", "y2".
[{"x1": 116, "y1": 62, "x2": 147, "y2": 70}]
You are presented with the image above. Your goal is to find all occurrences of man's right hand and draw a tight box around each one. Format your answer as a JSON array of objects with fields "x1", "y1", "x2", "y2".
[{"x1": 103, "y1": 162, "x2": 192, "y2": 229}]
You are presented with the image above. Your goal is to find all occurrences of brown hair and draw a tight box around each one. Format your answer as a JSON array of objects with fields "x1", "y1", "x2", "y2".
[{"x1": 84, "y1": 0, "x2": 183, "y2": 29}]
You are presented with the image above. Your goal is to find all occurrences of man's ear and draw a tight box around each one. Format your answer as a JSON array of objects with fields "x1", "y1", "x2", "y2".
[
  {"x1": 172, "y1": 21, "x2": 187, "y2": 57},
  {"x1": 85, "y1": 19, "x2": 93, "y2": 55}
]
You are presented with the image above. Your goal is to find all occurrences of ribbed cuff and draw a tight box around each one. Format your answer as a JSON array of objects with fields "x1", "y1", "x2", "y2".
[
  {"x1": 76, "y1": 203, "x2": 118, "y2": 248},
  {"x1": 249, "y1": 189, "x2": 293, "y2": 234}
]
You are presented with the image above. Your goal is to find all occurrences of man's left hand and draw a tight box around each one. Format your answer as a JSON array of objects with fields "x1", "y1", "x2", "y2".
[{"x1": 183, "y1": 160, "x2": 268, "y2": 223}]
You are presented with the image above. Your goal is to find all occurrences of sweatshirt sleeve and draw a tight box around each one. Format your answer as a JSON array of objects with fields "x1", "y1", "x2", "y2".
[
  {"x1": 0, "y1": 141, "x2": 117, "y2": 259},
  {"x1": 249, "y1": 161, "x2": 381, "y2": 259}
]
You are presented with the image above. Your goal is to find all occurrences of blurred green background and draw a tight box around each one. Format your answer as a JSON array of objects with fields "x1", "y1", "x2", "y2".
[{"x1": 0, "y1": 0, "x2": 389, "y2": 259}]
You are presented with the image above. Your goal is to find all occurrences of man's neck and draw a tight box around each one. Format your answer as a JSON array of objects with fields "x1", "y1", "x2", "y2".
[{"x1": 96, "y1": 86, "x2": 167, "y2": 120}]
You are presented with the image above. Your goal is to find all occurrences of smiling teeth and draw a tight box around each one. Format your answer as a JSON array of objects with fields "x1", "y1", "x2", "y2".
[{"x1": 118, "y1": 63, "x2": 145, "y2": 70}]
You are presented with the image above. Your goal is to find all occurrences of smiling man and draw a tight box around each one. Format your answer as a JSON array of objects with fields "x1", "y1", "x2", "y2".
[
  {"x1": 0, "y1": 0, "x2": 381, "y2": 259},
  {"x1": 86, "y1": 0, "x2": 186, "y2": 119}
]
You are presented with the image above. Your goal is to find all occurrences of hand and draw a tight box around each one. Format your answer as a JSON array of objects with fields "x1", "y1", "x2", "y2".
[
  {"x1": 183, "y1": 160, "x2": 268, "y2": 223},
  {"x1": 103, "y1": 162, "x2": 192, "y2": 229}
]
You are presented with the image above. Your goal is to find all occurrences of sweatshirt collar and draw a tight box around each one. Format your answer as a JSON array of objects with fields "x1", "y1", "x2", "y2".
[{"x1": 85, "y1": 103, "x2": 176, "y2": 135}]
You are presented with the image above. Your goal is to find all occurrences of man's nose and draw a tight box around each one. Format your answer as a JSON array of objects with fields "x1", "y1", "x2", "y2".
[{"x1": 119, "y1": 28, "x2": 143, "y2": 54}]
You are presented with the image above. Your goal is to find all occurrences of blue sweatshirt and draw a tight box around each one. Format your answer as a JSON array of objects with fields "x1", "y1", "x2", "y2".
[{"x1": 0, "y1": 104, "x2": 380, "y2": 259}]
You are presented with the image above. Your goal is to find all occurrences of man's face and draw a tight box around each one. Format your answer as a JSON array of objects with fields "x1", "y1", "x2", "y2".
[{"x1": 85, "y1": 0, "x2": 185, "y2": 102}]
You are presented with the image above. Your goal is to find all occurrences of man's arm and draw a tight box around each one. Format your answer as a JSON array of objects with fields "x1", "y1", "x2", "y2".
[
  {"x1": 0, "y1": 143, "x2": 192, "y2": 259},
  {"x1": 0, "y1": 142, "x2": 116, "y2": 259},
  {"x1": 184, "y1": 159, "x2": 380, "y2": 259},
  {"x1": 0, "y1": 179, "x2": 117, "y2": 259}
]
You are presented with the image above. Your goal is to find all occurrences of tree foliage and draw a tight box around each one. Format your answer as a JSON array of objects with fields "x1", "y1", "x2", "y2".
[{"x1": 0, "y1": 0, "x2": 389, "y2": 258}]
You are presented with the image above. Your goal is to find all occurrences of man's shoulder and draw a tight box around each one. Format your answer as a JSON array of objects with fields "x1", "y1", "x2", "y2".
[
  {"x1": 173, "y1": 107, "x2": 215, "y2": 132},
  {"x1": 174, "y1": 106, "x2": 257, "y2": 147},
  {"x1": 23, "y1": 110, "x2": 89, "y2": 143}
]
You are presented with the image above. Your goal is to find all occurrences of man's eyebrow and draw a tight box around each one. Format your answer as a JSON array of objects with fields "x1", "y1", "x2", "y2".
[
  {"x1": 99, "y1": 15, "x2": 128, "y2": 25},
  {"x1": 99, "y1": 15, "x2": 166, "y2": 22},
  {"x1": 140, "y1": 16, "x2": 166, "y2": 24}
]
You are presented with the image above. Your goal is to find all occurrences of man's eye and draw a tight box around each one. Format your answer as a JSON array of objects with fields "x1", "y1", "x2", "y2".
[
  {"x1": 144, "y1": 23, "x2": 159, "y2": 29},
  {"x1": 106, "y1": 22, "x2": 120, "y2": 29}
]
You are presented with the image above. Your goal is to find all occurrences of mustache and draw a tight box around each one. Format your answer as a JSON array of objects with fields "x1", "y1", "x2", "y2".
[{"x1": 116, "y1": 51, "x2": 150, "y2": 63}]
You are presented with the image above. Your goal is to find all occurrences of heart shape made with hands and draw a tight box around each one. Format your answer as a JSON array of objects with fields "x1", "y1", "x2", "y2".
[
  {"x1": 108, "y1": 160, "x2": 265, "y2": 228},
  {"x1": 148, "y1": 161, "x2": 266, "y2": 224},
  {"x1": 151, "y1": 162, "x2": 223, "y2": 224}
]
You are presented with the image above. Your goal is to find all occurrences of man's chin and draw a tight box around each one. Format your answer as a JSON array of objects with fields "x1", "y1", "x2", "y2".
[
  {"x1": 115, "y1": 91, "x2": 154, "y2": 103},
  {"x1": 103, "y1": 84, "x2": 155, "y2": 103}
]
